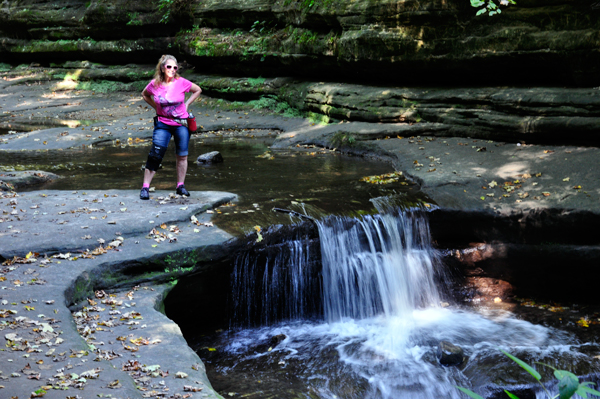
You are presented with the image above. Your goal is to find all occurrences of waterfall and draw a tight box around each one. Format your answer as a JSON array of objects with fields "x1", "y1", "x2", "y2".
[
  {"x1": 231, "y1": 228, "x2": 322, "y2": 327},
  {"x1": 317, "y1": 209, "x2": 443, "y2": 323},
  {"x1": 223, "y1": 205, "x2": 579, "y2": 399},
  {"x1": 231, "y1": 205, "x2": 445, "y2": 327}
]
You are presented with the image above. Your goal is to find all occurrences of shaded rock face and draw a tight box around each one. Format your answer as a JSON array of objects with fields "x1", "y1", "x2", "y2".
[
  {"x1": 298, "y1": 84, "x2": 600, "y2": 145},
  {"x1": 431, "y1": 209, "x2": 600, "y2": 304},
  {"x1": 1, "y1": 0, "x2": 599, "y2": 86}
]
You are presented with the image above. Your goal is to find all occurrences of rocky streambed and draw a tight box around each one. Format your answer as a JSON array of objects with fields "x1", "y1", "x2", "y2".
[{"x1": 1, "y1": 63, "x2": 600, "y2": 398}]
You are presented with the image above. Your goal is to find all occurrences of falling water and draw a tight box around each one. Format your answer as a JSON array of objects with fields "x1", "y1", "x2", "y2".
[
  {"x1": 231, "y1": 225, "x2": 322, "y2": 327},
  {"x1": 318, "y1": 209, "x2": 444, "y2": 322}
]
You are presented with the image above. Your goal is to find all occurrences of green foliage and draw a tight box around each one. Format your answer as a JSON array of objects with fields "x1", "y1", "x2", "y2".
[
  {"x1": 500, "y1": 349, "x2": 541, "y2": 381},
  {"x1": 164, "y1": 266, "x2": 193, "y2": 273},
  {"x1": 158, "y1": 0, "x2": 193, "y2": 23},
  {"x1": 457, "y1": 350, "x2": 600, "y2": 399},
  {"x1": 298, "y1": 0, "x2": 335, "y2": 10},
  {"x1": 331, "y1": 132, "x2": 356, "y2": 147},
  {"x1": 308, "y1": 111, "x2": 329, "y2": 124},
  {"x1": 0, "y1": 63, "x2": 11, "y2": 71},
  {"x1": 248, "y1": 95, "x2": 302, "y2": 118},
  {"x1": 76, "y1": 80, "x2": 147, "y2": 93},
  {"x1": 250, "y1": 20, "x2": 277, "y2": 34},
  {"x1": 471, "y1": 0, "x2": 516, "y2": 16},
  {"x1": 247, "y1": 77, "x2": 266, "y2": 87},
  {"x1": 126, "y1": 12, "x2": 143, "y2": 26},
  {"x1": 285, "y1": 27, "x2": 319, "y2": 45},
  {"x1": 457, "y1": 386, "x2": 485, "y2": 399}
]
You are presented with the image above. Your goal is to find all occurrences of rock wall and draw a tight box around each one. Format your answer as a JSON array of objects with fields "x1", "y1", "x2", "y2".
[
  {"x1": 194, "y1": 75, "x2": 600, "y2": 145},
  {"x1": 1, "y1": 0, "x2": 599, "y2": 86}
]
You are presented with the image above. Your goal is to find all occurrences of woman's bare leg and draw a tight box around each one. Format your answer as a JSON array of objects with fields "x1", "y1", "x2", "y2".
[
  {"x1": 143, "y1": 168, "x2": 156, "y2": 186},
  {"x1": 176, "y1": 155, "x2": 188, "y2": 184}
]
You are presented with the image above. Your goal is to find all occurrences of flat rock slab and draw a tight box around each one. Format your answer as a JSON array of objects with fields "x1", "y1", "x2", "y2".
[
  {"x1": 377, "y1": 137, "x2": 600, "y2": 214},
  {"x1": 0, "y1": 189, "x2": 236, "y2": 258},
  {"x1": 0, "y1": 188, "x2": 236, "y2": 398}
]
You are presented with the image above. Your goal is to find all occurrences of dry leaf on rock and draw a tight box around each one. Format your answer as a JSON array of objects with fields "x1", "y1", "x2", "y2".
[
  {"x1": 184, "y1": 385, "x2": 203, "y2": 392},
  {"x1": 107, "y1": 380, "x2": 122, "y2": 389},
  {"x1": 123, "y1": 345, "x2": 138, "y2": 352},
  {"x1": 130, "y1": 337, "x2": 150, "y2": 346}
]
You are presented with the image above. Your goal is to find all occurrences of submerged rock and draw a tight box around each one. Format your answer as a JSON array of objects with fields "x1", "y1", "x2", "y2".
[
  {"x1": 197, "y1": 151, "x2": 223, "y2": 164},
  {"x1": 437, "y1": 340, "x2": 464, "y2": 366}
]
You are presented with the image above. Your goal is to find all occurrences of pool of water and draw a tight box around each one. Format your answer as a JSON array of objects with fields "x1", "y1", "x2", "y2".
[
  {"x1": 192, "y1": 311, "x2": 595, "y2": 399},
  {"x1": 1, "y1": 131, "x2": 424, "y2": 234}
]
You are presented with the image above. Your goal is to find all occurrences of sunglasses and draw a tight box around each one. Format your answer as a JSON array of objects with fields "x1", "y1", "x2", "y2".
[{"x1": 165, "y1": 65, "x2": 178, "y2": 70}]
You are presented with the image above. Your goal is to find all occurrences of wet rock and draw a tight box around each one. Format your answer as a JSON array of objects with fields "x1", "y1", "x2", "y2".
[
  {"x1": 269, "y1": 334, "x2": 287, "y2": 347},
  {"x1": 0, "y1": 170, "x2": 60, "y2": 189},
  {"x1": 254, "y1": 334, "x2": 288, "y2": 353},
  {"x1": 437, "y1": 341, "x2": 464, "y2": 366},
  {"x1": 0, "y1": 180, "x2": 15, "y2": 192},
  {"x1": 197, "y1": 151, "x2": 223, "y2": 164}
]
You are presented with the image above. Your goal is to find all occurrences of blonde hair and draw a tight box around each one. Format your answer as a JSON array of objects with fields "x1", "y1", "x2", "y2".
[{"x1": 153, "y1": 54, "x2": 180, "y2": 87}]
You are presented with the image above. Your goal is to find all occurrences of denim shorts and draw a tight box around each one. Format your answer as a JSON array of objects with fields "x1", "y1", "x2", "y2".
[{"x1": 152, "y1": 121, "x2": 189, "y2": 156}]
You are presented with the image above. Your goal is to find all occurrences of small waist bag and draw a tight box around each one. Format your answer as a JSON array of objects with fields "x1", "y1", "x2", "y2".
[{"x1": 156, "y1": 113, "x2": 197, "y2": 133}]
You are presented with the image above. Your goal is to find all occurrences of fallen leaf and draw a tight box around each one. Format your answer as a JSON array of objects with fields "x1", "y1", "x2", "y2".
[
  {"x1": 123, "y1": 345, "x2": 138, "y2": 352},
  {"x1": 31, "y1": 388, "x2": 47, "y2": 397},
  {"x1": 130, "y1": 337, "x2": 150, "y2": 346},
  {"x1": 577, "y1": 318, "x2": 590, "y2": 328},
  {"x1": 107, "y1": 380, "x2": 122, "y2": 389}
]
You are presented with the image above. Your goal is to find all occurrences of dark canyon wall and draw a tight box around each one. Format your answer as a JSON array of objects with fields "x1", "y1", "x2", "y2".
[{"x1": 1, "y1": 0, "x2": 599, "y2": 86}]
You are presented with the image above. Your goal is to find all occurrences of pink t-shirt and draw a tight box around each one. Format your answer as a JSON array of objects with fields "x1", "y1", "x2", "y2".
[{"x1": 145, "y1": 77, "x2": 192, "y2": 126}]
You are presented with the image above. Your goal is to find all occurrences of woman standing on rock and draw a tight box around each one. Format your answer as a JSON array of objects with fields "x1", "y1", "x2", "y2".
[{"x1": 139, "y1": 54, "x2": 202, "y2": 200}]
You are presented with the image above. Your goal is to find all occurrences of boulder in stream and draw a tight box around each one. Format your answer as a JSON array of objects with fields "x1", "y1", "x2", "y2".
[
  {"x1": 197, "y1": 151, "x2": 223, "y2": 164},
  {"x1": 0, "y1": 170, "x2": 60, "y2": 189},
  {"x1": 437, "y1": 340, "x2": 464, "y2": 366}
]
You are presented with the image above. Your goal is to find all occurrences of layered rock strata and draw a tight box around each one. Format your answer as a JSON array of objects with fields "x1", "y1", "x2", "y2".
[{"x1": 1, "y1": 0, "x2": 598, "y2": 86}]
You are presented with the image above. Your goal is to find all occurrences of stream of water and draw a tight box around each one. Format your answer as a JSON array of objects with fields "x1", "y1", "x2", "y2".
[{"x1": 4, "y1": 127, "x2": 598, "y2": 397}]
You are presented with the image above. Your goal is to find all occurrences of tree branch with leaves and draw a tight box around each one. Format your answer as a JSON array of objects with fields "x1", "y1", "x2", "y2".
[{"x1": 471, "y1": 0, "x2": 516, "y2": 16}]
